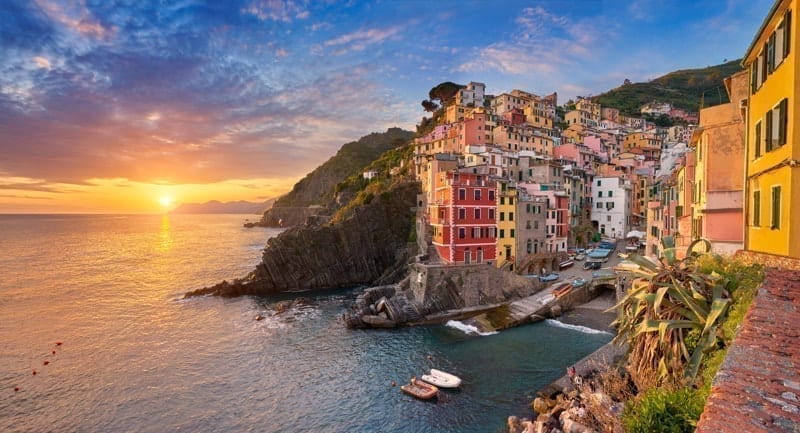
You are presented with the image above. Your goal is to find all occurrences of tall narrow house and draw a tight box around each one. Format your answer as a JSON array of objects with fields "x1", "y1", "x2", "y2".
[{"x1": 743, "y1": 0, "x2": 800, "y2": 259}]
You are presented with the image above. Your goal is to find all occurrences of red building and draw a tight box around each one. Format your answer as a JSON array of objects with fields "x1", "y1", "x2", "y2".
[{"x1": 430, "y1": 171, "x2": 497, "y2": 264}]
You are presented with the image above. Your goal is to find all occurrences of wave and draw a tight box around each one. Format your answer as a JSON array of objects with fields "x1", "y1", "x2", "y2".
[
  {"x1": 445, "y1": 320, "x2": 498, "y2": 336},
  {"x1": 545, "y1": 319, "x2": 613, "y2": 335}
]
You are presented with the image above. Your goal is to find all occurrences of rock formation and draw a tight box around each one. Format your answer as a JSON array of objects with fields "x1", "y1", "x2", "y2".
[{"x1": 185, "y1": 182, "x2": 419, "y2": 298}]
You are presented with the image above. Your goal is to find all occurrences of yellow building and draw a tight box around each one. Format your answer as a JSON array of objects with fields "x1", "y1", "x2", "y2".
[
  {"x1": 496, "y1": 180, "x2": 517, "y2": 269},
  {"x1": 743, "y1": 0, "x2": 799, "y2": 259}
]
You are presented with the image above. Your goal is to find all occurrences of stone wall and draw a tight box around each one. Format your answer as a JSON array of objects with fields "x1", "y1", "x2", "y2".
[{"x1": 408, "y1": 262, "x2": 537, "y2": 312}]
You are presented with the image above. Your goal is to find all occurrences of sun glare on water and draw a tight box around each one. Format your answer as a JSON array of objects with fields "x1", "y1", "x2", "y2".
[{"x1": 159, "y1": 196, "x2": 174, "y2": 208}]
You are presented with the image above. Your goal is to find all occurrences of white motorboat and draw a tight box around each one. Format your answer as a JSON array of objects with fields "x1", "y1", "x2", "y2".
[{"x1": 420, "y1": 368, "x2": 462, "y2": 389}]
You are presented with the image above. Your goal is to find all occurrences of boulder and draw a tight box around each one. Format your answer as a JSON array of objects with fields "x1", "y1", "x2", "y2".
[{"x1": 361, "y1": 315, "x2": 397, "y2": 328}]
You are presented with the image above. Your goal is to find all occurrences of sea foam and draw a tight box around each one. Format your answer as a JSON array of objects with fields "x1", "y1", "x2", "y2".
[
  {"x1": 545, "y1": 319, "x2": 613, "y2": 335},
  {"x1": 445, "y1": 320, "x2": 498, "y2": 336}
]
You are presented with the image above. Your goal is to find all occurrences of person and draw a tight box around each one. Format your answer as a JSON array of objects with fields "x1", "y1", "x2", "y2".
[{"x1": 567, "y1": 366, "x2": 576, "y2": 378}]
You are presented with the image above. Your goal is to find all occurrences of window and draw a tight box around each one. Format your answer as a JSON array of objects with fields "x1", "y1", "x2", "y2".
[
  {"x1": 606, "y1": 202, "x2": 615, "y2": 209},
  {"x1": 474, "y1": 189, "x2": 481, "y2": 201},
  {"x1": 459, "y1": 208, "x2": 466, "y2": 219},
  {"x1": 510, "y1": 229, "x2": 515, "y2": 238},
  {"x1": 597, "y1": 180, "x2": 601, "y2": 186},
  {"x1": 608, "y1": 190, "x2": 613, "y2": 197},
  {"x1": 509, "y1": 197, "x2": 514, "y2": 205},
  {"x1": 500, "y1": 197, "x2": 505, "y2": 205},
  {"x1": 458, "y1": 189, "x2": 466, "y2": 200},
  {"x1": 607, "y1": 215, "x2": 611, "y2": 222},
  {"x1": 500, "y1": 212, "x2": 505, "y2": 221},
  {"x1": 459, "y1": 228, "x2": 466, "y2": 239},
  {"x1": 499, "y1": 229, "x2": 505, "y2": 238},
  {"x1": 474, "y1": 208, "x2": 481, "y2": 220},
  {"x1": 598, "y1": 191, "x2": 603, "y2": 197},
  {"x1": 489, "y1": 190, "x2": 495, "y2": 201},
  {"x1": 766, "y1": 99, "x2": 789, "y2": 151},
  {"x1": 755, "y1": 121, "x2": 762, "y2": 158},
  {"x1": 534, "y1": 221, "x2": 539, "y2": 229},
  {"x1": 767, "y1": 32, "x2": 776, "y2": 73},
  {"x1": 771, "y1": 186, "x2": 781, "y2": 229},
  {"x1": 489, "y1": 209, "x2": 495, "y2": 220},
  {"x1": 596, "y1": 202, "x2": 602, "y2": 209},
  {"x1": 509, "y1": 212, "x2": 514, "y2": 221},
  {"x1": 753, "y1": 191, "x2": 761, "y2": 227},
  {"x1": 473, "y1": 227, "x2": 481, "y2": 238}
]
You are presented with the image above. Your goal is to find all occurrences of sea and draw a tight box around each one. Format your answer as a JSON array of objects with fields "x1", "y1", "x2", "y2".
[{"x1": 0, "y1": 214, "x2": 612, "y2": 433}]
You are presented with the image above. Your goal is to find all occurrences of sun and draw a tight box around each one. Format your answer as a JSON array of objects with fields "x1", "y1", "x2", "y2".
[{"x1": 158, "y1": 196, "x2": 174, "y2": 208}]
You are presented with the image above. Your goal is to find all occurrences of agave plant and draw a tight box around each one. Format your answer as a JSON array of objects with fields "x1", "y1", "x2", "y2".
[{"x1": 611, "y1": 236, "x2": 730, "y2": 389}]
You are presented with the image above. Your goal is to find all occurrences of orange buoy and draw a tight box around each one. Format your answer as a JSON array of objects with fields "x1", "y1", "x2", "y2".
[
  {"x1": 52, "y1": 350, "x2": 56, "y2": 355},
  {"x1": 55, "y1": 342, "x2": 63, "y2": 346},
  {"x1": 32, "y1": 370, "x2": 37, "y2": 376},
  {"x1": 43, "y1": 360, "x2": 49, "y2": 366},
  {"x1": 14, "y1": 387, "x2": 19, "y2": 392}
]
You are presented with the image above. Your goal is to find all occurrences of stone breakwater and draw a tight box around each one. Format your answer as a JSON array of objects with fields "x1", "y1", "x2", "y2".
[
  {"x1": 185, "y1": 182, "x2": 420, "y2": 298},
  {"x1": 343, "y1": 261, "x2": 541, "y2": 328}
]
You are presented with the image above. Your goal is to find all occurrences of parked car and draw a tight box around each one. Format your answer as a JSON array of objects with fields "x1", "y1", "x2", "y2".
[
  {"x1": 539, "y1": 273, "x2": 560, "y2": 282},
  {"x1": 575, "y1": 253, "x2": 586, "y2": 261},
  {"x1": 583, "y1": 260, "x2": 602, "y2": 270},
  {"x1": 570, "y1": 277, "x2": 588, "y2": 288}
]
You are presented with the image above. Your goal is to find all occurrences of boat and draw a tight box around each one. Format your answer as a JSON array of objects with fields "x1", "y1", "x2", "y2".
[
  {"x1": 401, "y1": 377, "x2": 439, "y2": 399},
  {"x1": 559, "y1": 259, "x2": 574, "y2": 269},
  {"x1": 539, "y1": 272, "x2": 559, "y2": 282},
  {"x1": 420, "y1": 368, "x2": 462, "y2": 388}
]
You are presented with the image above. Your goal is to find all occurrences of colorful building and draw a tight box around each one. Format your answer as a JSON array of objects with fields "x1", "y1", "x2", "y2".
[
  {"x1": 743, "y1": 0, "x2": 799, "y2": 259},
  {"x1": 430, "y1": 171, "x2": 497, "y2": 264},
  {"x1": 690, "y1": 70, "x2": 748, "y2": 255}
]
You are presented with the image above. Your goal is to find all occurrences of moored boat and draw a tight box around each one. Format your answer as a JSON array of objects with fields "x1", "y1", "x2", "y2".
[
  {"x1": 420, "y1": 368, "x2": 462, "y2": 388},
  {"x1": 401, "y1": 377, "x2": 439, "y2": 399}
]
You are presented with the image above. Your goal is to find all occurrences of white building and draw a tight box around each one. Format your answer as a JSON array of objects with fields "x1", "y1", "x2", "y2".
[
  {"x1": 591, "y1": 176, "x2": 632, "y2": 240},
  {"x1": 456, "y1": 82, "x2": 486, "y2": 107}
]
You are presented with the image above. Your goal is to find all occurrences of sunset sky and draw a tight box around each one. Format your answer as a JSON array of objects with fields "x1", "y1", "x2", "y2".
[{"x1": 1, "y1": 0, "x2": 771, "y2": 213}]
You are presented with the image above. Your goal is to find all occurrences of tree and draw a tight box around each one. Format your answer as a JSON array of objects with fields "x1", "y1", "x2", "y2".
[
  {"x1": 428, "y1": 81, "x2": 465, "y2": 107},
  {"x1": 421, "y1": 99, "x2": 439, "y2": 112}
]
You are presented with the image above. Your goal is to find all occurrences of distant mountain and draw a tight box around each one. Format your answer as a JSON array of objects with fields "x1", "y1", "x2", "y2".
[
  {"x1": 592, "y1": 59, "x2": 744, "y2": 116},
  {"x1": 171, "y1": 199, "x2": 275, "y2": 214},
  {"x1": 271, "y1": 127, "x2": 415, "y2": 208}
]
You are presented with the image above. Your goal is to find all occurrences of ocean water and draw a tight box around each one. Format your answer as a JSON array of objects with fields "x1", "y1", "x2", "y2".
[{"x1": 0, "y1": 214, "x2": 612, "y2": 433}]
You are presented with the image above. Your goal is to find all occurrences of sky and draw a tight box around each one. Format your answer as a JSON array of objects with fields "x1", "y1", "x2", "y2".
[{"x1": 0, "y1": 0, "x2": 773, "y2": 213}]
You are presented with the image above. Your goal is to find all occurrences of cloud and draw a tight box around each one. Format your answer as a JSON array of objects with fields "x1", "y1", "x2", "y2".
[
  {"x1": 241, "y1": 0, "x2": 308, "y2": 22},
  {"x1": 457, "y1": 6, "x2": 606, "y2": 76},
  {"x1": 323, "y1": 26, "x2": 402, "y2": 55},
  {"x1": 34, "y1": 0, "x2": 114, "y2": 39}
]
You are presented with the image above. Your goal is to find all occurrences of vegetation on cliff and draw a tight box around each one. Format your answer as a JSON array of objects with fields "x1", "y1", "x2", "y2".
[
  {"x1": 588, "y1": 239, "x2": 764, "y2": 432},
  {"x1": 591, "y1": 59, "x2": 744, "y2": 116},
  {"x1": 270, "y1": 127, "x2": 414, "y2": 209}
]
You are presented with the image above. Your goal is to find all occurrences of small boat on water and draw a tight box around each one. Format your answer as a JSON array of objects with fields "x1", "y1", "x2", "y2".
[
  {"x1": 401, "y1": 377, "x2": 439, "y2": 400},
  {"x1": 420, "y1": 368, "x2": 462, "y2": 389}
]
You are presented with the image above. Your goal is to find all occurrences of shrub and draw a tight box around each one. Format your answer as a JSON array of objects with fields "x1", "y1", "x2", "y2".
[{"x1": 622, "y1": 387, "x2": 704, "y2": 433}]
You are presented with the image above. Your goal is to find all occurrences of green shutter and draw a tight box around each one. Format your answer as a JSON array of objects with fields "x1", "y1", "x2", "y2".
[
  {"x1": 753, "y1": 191, "x2": 760, "y2": 227},
  {"x1": 771, "y1": 186, "x2": 781, "y2": 229}
]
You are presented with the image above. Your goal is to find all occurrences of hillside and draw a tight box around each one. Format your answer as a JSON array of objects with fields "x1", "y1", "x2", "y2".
[
  {"x1": 170, "y1": 199, "x2": 274, "y2": 214},
  {"x1": 592, "y1": 59, "x2": 744, "y2": 116},
  {"x1": 271, "y1": 127, "x2": 414, "y2": 208}
]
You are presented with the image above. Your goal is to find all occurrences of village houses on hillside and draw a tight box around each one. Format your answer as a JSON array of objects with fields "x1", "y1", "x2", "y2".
[{"x1": 413, "y1": 24, "x2": 800, "y2": 275}]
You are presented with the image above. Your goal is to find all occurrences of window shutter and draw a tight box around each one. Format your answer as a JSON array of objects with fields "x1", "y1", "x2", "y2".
[
  {"x1": 780, "y1": 98, "x2": 788, "y2": 145},
  {"x1": 785, "y1": 10, "x2": 792, "y2": 58},
  {"x1": 755, "y1": 121, "x2": 762, "y2": 158},
  {"x1": 766, "y1": 109, "x2": 774, "y2": 151}
]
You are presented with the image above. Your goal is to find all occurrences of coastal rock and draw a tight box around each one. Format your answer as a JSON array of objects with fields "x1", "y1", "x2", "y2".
[
  {"x1": 185, "y1": 182, "x2": 419, "y2": 298},
  {"x1": 361, "y1": 315, "x2": 397, "y2": 328},
  {"x1": 532, "y1": 397, "x2": 551, "y2": 415}
]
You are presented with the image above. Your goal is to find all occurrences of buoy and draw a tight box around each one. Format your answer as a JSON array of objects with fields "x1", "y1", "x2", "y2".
[
  {"x1": 391, "y1": 381, "x2": 396, "y2": 387},
  {"x1": 14, "y1": 387, "x2": 19, "y2": 392},
  {"x1": 55, "y1": 342, "x2": 63, "y2": 346},
  {"x1": 52, "y1": 350, "x2": 56, "y2": 355},
  {"x1": 32, "y1": 370, "x2": 37, "y2": 376},
  {"x1": 43, "y1": 360, "x2": 49, "y2": 366}
]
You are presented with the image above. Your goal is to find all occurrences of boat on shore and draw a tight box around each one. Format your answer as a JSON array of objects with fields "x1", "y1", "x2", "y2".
[
  {"x1": 401, "y1": 377, "x2": 439, "y2": 399},
  {"x1": 420, "y1": 368, "x2": 462, "y2": 388}
]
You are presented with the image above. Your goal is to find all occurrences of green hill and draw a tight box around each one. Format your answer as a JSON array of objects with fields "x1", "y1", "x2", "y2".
[
  {"x1": 272, "y1": 127, "x2": 414, "y2": 208},
  {"x1": 592, "y1": 60, "x2": 744, "y2": 116}
]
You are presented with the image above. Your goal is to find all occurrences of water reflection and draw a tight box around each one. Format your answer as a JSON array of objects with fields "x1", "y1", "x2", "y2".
[{"x1": 157, "y1": 215, "x2": 173, "y2": 252}]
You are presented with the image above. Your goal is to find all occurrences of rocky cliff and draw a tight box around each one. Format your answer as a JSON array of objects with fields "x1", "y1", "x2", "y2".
[
  {"x1": 186, "y1": 181, "x2": 420, "y2": 297},
  {"x1": 257, "y1": 128, "x2": 414, "y2": 227}
]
